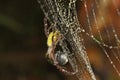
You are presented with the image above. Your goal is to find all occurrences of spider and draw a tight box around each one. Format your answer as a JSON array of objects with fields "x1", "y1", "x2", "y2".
[{"x1": 44, "y1": 17, "x2": 78, "y2": 75}]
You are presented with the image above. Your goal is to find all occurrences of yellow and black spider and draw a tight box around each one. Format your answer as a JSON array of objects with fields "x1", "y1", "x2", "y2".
[{"x1": 44, "y1": 17, "x2": 77, "y2": 75}]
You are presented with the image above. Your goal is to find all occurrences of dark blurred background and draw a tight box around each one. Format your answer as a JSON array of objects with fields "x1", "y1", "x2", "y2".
[
  {"x1": 0, "y1": 0, "x2": 65, "y2": 80},
  {"x1": 0, "y1": 0, "x2": 120, "y2": 80}
]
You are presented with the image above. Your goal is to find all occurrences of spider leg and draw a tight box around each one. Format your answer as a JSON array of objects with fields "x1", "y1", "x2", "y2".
[
  {"x1": 50, "y1": 34, "x2": 62, "y2": 62},
  {"x1": 53, "y1": 60, "x2": 78, "y2": 75},
  {"x1": 44, "y1": 17, "x2": 50, "y2": 37},
  {"x1": 46, "y1": 33, "x2": 61, "y2": 63},
  {"x1": 44, "y1": 17, "x2": 55, "y2": 37},
  {"x1": 53, "y1": 36, "x2": 78, "y2": 75}
]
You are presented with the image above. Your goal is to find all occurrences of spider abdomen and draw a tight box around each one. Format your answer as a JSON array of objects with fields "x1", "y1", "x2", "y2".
[{"x1": 55, "y1": 51, "x2": 68, "y2": 66}]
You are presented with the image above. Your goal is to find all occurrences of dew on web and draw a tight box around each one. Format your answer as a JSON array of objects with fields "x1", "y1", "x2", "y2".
[
  {"x1": 38, "y1": 0, "x2": 120, "y2": 79},
  {"x1": 80, "y1": 0, "x2": 120, "y2": 78}
]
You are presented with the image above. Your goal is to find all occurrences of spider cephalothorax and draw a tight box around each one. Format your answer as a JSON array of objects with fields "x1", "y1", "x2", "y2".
[{"x1": 44, "y1": 17, "x2": 78, "y2": 75}]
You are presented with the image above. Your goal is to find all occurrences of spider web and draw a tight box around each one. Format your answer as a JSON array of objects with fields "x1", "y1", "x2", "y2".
[
  {"x1": 38, "y1": 0, "x2": 96, "y2": 80},
  {"x1": 38, "y1": 0, "x2": 120, "y2": 79},
  {"x1": 79, "y1": 0, "x2": 120, "y2": 78}
]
